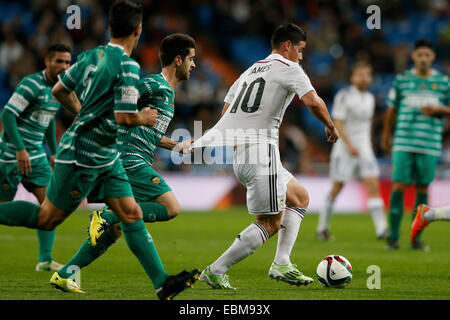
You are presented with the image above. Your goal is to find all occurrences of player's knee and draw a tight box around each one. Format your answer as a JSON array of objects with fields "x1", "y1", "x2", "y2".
[
  {"x1": 288, "y1": 189, "x2": 309, "y2": 209},
  {"x1": 123, "y1": 203, "x2": 143, "y2": 223},
  {"x1": 36, "y1": 208, "x2": 64, "y2": 230},
  {"x1": 166, "y1": 202, "x2": 181, "y2": 219}
]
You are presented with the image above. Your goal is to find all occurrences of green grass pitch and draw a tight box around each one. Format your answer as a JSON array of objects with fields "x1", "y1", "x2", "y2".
[{"x1": 0, "y1": 206, "x2": 448, "y2": 300}]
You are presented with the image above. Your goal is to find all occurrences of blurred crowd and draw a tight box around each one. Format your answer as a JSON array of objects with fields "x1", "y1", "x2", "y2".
[{"x1": 0, "y1": 0, "x2": 449, "y2": 176}]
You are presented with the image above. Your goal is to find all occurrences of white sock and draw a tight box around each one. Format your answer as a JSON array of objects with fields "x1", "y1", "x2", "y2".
[
  {"x1": 317, "y1": 196, "x2": 334, "y2": 232},
  {"x1": 274, "y1": 207, "x2": 305, "y2": 266},
  {"x1": 425, "y1": 206, "x2": 450, "y2": 222},
  {"x1": 368, "y1": 197, "x2": 388, "y2": 236},
  {"x1": 209, "y1": 222, "x2": 270, "y2": 275}
]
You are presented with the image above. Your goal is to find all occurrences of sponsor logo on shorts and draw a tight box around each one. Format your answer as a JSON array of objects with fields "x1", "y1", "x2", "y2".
[{"x1": 152, "y1": 176, "x2": 161, "y2": 184}]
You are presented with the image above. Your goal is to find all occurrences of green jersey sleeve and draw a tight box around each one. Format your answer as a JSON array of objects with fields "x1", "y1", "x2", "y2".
[
  {"x1": 386, "y1": 77, "x2": 400, "y2": 108},
  {"x1": 114, "y1": 58, "x2": 140, "y2": 113},
  {"x1": 4, "y1": 76, "x2": 39, "y2": 116}
]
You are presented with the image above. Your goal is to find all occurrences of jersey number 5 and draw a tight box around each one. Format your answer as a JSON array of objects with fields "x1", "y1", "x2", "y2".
[
  {"x1": 80, "y1": 64, "x2": 98, "y2": 102},
  {"x1": 229, "y1": 77, "x2": 266, "y2": 114}
]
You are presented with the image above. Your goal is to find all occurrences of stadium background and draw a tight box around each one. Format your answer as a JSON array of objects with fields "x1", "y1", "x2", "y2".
[{"x1": 0, "y1": 0, "x2": 449, "y2": 211}]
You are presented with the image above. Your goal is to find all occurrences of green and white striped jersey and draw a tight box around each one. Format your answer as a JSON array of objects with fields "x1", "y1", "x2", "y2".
[
  {"x1": 118, "y1": 73, "x2": 175, "y2": 169},
  {"x1": 0, "y1": 70, "x2": 60, "y2": 163},
  {"x1": 386, "y1": 69, "x2": 449, "y2": 157},
  {"x1": 56, "y1": 43, "x2": 140, "y2": 168}
]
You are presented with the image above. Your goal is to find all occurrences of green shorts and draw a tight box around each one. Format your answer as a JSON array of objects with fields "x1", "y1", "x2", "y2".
[
  {"x1": 126, "y1": 164, "x2": 172, "y2": 202},
  {"x1": 392, "y1": 150, "x2": 439, "y2": 186},
  {"x1": 0, "y1": 155, "x2": 51, "y2": 201},
  {"x1": 46, "y1": 160, "x2": 134, "y2": 213}
]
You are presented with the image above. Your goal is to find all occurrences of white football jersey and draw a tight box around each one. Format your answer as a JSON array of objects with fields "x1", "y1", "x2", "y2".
[
  {"x1": 192, "y1": 53, "x2": 315, "y2": 148},
  {"x1": 331, "y1": 85, "x2": 376, "y2": 154}
]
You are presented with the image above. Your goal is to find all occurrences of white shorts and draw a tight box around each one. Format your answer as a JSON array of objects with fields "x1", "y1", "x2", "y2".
[
  {"x1": 233, "y1": 143, "x2": 293, "y2": 215},
  {"x1": 330, "y1": 151, "x2": 380, "y2": 182}
]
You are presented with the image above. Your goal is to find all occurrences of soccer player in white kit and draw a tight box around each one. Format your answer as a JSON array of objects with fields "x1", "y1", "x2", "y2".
[
  {"x1": 193, "y1": 23, "x2": 339, "y2": 289},
  {"x1": 316, "y1": 62, "x2": 388, "y2": 240}
]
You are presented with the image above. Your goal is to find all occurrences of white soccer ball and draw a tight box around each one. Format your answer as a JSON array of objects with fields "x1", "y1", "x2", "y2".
[{"x1": 316, "y1": 254, "x2": 352, "y2": 288}]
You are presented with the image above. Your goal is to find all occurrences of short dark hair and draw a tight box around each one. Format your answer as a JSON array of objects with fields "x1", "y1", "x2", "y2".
[
  {"x1": 109, "y1": 0, "x2": 143, "y2": 38},
  {"x1": 47, "y1": 43, "x2": 71, "y2": 59},
  {"x1": 271, "y1": 23, "x2": 307, "y2": 49},
  {"x1": 351, "y1": 61, "x2": 372, "y2": 75},
  {"x1": 159, "y1": 33, "x2": 196, "y2": 67},
  {"x1": 414, "y1": 38, "x2": 433, "y2": 50}
]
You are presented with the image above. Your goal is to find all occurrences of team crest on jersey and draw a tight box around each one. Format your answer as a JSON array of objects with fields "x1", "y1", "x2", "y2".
[
  {"x1": 152, "y1": 177, "x2": 161, "y2": 184},
  {"x1": 431, "y1": 83, "x2": 438, "y2": 90}
]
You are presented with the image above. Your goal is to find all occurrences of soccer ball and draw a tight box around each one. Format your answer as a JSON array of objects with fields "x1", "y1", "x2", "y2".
[{"x1": 316, "y1": 254, "x2": 352, "y2": 288}]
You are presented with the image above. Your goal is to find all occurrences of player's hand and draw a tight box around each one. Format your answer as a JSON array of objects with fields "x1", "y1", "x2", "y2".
[
  {"x1": 50, "y1": 154, "x2": 56, "y2": 170},
  {"x1": 174, "y1": 138, "x2": 194, "y2": 154},
  {"x1": 325, "y1": 126, "x2": 339, "y2": 143},
  {"x1": 16, "y1": 149, "x2": 31, "y2": 175},
  {"x1": 420, "y1": 105, "x2": 440, "y2": 116},
  {"x1": 141, "y1": 107, "x2": 158, "y2": 126},
  {"x1": 347, "y1": 144, "x2": 359, "y2": 157}
]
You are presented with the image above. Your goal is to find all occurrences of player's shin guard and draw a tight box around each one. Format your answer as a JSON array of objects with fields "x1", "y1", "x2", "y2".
[
  {"x1": 210, "y1": 222, "x2": 270, "y2": 275},
  {"x1": 58, "y1": 232, "x2": 116, "y2": 279},
  {"x1": 0, "y1": 201, "x2": 40, "y2": 228},
  {"x1": 274, "y1": 207, "x2": 305, "y2": 266},
  {"x1": 121, "y1": 219, "x2": 168, "y2": 289},
  {"x1": 388, "y1": 191, "x2": 404, "y2": 241}
]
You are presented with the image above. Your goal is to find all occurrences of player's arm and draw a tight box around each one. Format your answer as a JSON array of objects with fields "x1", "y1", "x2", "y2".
[
  {"x1": 381, "y1": 106, "x2": 397, "y2": 154},
  {"x1": 115, "y1": 108, "x2": 158, "y2": 127},
  {"x1": 334, "y1": 119, "x2": 359, "y2": 156},
  {"x1": 221, "y1": 103, "x2": 230, "y2": 116},
  {"x1": 114, "y1": 59, "x2": 158, "y2": 127},
  {"x1": 0, "y1": 108, "x2": 31, "y2": 175},
  {"x1": 52, "y1": 80, "x2": 82, "y2": 115},
  {"x1": 53, "y1": 61, "x2": 82, "y2": 115},
  {"x1": 44, "y1": 118, "x2": 57, "y2": 168},
  {"x1": 301, "y1": 91, "x2": 339, "y2": 143},
  {"x1": 158, "y1": 136, "x2": 194, "y2": 154},
  {"x1": 420, "y1": 105, "x2": 450, "y2": 116},
  {"x1": 1, "y1": 77, "x2": 42, "y2": 175}
]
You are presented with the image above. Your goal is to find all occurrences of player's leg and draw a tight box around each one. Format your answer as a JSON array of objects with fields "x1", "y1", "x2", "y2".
[
  {"x1": 409, "y1": 153, "x2": 438, "y2": 248},
  {"x1": 386, "y1": 151, "x2": 412, "y2": 249},
  {"x1": 362, "y1": 177, "x2": 388, "y2": 239},
  {"x1": 411, "y1": 204, "x2": 450, "y2": 243},
  {"x1": 202, "y1": 212, "x2": 281, "y2": 290},
  {"x1": 25, "y1": 158, "x2": 64, "y2": 270},
  {"x1": 29, "y1": 186, "x2": 63, "y2": 271},
  {"x1": 89, "y1": 166, "x2": 174, "y2": 244},
  {"x1": 270, "y1": 175, "x2": 314, "y2": 286},
  {"x1": 317, "y1": 180, "x2": 343, "y2": 240},
  {"x1": 274, "y1": 175, "x2": 308, "y2": 266}
]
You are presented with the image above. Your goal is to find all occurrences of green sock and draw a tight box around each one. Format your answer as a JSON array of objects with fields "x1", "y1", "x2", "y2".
[
  {"x1": 58, "y1": 232, "x2": 115, "y2": 279},
  {"x1": 412, "y1": 192, "x2": 428, "y2": 242},
  {"x1": 37, "y1": 229, "x2": 55, "y2": 263},
  {"x1": 101, "y1": 202, "x2": 170, "y2": 225},
  {"x1": 388, "y1": 191, "x2": 404, "y2": 241},
  {"x1": 0, "y1": 201, "x2": 40, "y2": 228},
  {"x1": 121, "y1": 219, "x2": 168, "y2": 289}
]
